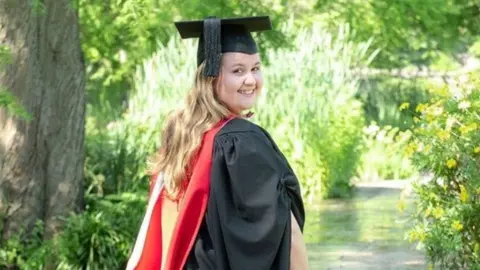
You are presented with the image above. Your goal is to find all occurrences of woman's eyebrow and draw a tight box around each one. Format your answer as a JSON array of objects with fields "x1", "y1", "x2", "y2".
[
  {"x1": 229, "y1": 62, "x2": 261, "y2": 68},
  {"x1": 231, "y1": 63, "x2": 244, "y2": 67}
]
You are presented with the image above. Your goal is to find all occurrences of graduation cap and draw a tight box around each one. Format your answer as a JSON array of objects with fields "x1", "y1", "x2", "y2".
[{"x1": 174, "y1": 16, "x2": 272, "y2": 77}]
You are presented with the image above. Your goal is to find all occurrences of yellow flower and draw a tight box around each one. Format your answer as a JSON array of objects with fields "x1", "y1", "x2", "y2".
[
  {"x1": 426, "y1": 114, "x2": 435, "y2": 123},
  {"x1": 432, "y1": 207, "x2": 444, "y2": 219},
  {"x1": 424, "y1": 207, "x2": 432, "y2": 217},
  {"x1": 437, "y1": 130, "x2": 450, "y2": 140},
  {"x1": 446, "y1": 159, "x2": 457, "y2": 169},
  {"x1": 399, "y1": 102, "x2": 410, "y2": 111},
  {"x1": 419, "y1": 230, "x2": 426, "y2": 242},
  {"x1": 435, "y1": 86, "x2": 450, "y2": 98},
  {"x1": 413, "y1": 117, "x2": 421, "y2": 123},
  {"x1": 452, "y1": 220, "x2": 464, "y2": 231},
  {"x1": 408, "y1": 231, "x2": 419, "y2": 242},
  {"x1": 405, "y1": 142, "x2": 418, "y2": 157},
  {"x1": 474, "y1": 146, "x2": 480, "y2": 154},
  {"x1": 459, "y1": 123, "x2": 478, "y2": 134},
  {"x1": 408, "y1": 228, "x2": 426, "y2": 242},
  {"x1": 416, "y1": 103, "x2": 428, "y2": 113},
  {"x1": 459, "y1": 184, "x2": 469, "y2": 203}
]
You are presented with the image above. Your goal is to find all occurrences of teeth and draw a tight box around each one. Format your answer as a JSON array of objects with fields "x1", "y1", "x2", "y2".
[{"x1": 239, "y1": 90, "x2": 254, "y2": 95}]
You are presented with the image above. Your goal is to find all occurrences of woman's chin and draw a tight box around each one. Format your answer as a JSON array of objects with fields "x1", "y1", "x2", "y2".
[{"x1": 239, "y1": 105, "x2": 256, "y2": 114}]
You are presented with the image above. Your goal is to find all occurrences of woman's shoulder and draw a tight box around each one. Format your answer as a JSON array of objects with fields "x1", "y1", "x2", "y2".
[
  {"x1": 213, "y1": 117, "x2": 283, "y2": 156},
  {"x1": 215, "y1": 118, "x2": 272, "y2": 143},
  {"x1": 217, "y1": 117, "x2": 262, "y2": 135}
]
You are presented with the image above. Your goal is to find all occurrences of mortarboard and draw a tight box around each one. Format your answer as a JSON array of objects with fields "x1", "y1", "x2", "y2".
[{"x1": 174, "y1": 16, "x2": 272, "y2": 77}]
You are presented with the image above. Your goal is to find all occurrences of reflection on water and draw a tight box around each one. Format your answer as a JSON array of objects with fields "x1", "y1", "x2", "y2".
[{"x1": 304, "y1": 186, "x2": 426, "y2": 270}]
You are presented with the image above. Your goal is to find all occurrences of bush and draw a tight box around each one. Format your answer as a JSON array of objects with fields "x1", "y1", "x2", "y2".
[
  {"x1": 55, "y1": 193, "x2": 146, "y2": 269},
  {"x1": 0, "y1": 221, "x2": 47, "y2": 269},
  {"x1": 405, "y1": 72, "x2": 480, "y2": 269},
  {"x1": 0, "y1": 193, "x2": 147, "y2": 269},
  {"x1": 355, "y1": 122, "x2": 417, "y2": 182},
  {"x1": 317, "y1": 100, "x2": 365, "y2": 198}
]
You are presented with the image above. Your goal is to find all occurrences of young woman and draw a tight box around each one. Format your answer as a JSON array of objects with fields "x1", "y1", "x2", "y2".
[{"x1": 127, "y1": 16, "x2": 309, "y2": 270}]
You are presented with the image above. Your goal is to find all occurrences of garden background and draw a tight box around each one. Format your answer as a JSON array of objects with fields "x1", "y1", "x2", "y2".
[{"x1": 1, "y1": 0, "x2": 480, "y2": 269}]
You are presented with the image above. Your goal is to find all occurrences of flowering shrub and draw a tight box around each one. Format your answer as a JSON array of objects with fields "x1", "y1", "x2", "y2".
[{"x1": 404, "y1": 72, "x2": 480, "y2": 269}]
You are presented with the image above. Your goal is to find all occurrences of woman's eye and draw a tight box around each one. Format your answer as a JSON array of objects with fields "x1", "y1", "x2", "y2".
[
  {"x1": 233, "y1": 69, "x2": 243, "y2": 73},
  {"x1": 252, "y1": 67, "x2": 260, "y2": 72}
]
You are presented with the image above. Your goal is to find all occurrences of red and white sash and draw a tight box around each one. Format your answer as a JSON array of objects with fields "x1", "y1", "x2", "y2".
[{"x1": 126, "y1": 117, "x2": 234, "y2": 270}]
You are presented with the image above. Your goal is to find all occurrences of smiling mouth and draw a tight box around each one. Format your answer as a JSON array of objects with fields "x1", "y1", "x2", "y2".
[{"x1": 238, "y1": 89, "x2": 255, "y2": 95}]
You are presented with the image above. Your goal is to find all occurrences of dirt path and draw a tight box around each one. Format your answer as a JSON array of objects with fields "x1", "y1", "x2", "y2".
[{"x1": 305, "y1": 180, "x2": 426, "y2": 270}]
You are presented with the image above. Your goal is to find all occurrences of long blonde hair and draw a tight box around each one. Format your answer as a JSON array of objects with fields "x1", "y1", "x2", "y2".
[{"x1": 148, "y1": 62, "x2": 231, "y2": 198}]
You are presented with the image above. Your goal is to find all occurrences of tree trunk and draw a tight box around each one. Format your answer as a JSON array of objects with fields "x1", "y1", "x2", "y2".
[{"x1": 0, "y1": 0, "x2": 85, "y2": 241}]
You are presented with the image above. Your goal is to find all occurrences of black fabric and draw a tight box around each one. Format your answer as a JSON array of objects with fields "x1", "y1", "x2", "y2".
[
  {"x1": 200, "y1": 17, "x2": 222, "y2": 77},
  {"x1": 198, "y1": 23, "x2": 259, "y2": 64},
  {"x1": 185, "y1": 118, "x2": 305, "y2": 270},
  {"x1": 174, "y1": 16, "x2": 272, "y2": 76}
]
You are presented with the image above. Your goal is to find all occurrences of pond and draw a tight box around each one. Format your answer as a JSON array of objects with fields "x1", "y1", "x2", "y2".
[{"x1": 304, "y1": 182, "x2": 426, "y2": 269}]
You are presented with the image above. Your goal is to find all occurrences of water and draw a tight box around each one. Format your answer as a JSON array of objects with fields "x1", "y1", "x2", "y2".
[{"x1": 304, "y1": 184, "x2": 426, "y2": 270}]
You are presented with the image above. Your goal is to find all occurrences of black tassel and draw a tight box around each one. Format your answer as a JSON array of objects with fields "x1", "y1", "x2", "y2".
[{"x1": 202, "y1": 17, "x2": 221, "y2": 77}]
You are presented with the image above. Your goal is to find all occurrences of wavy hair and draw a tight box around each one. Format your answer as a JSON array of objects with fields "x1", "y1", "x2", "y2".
[{"x1": 147, "y1": 62, "x2": 231, "y2": 198}]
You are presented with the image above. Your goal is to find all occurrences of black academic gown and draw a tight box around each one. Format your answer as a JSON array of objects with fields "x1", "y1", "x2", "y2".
[{"x1": 184, "y1": 118, "x2": 306, "y2": 270}]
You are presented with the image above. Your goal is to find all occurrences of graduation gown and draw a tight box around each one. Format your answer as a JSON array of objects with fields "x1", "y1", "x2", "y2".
[
  {"x1": 127, "y1": 117, "x2": 305, "y2": 270},
  {"x1": 185, "y1": 117, "x2": 305, "y2": 270}
]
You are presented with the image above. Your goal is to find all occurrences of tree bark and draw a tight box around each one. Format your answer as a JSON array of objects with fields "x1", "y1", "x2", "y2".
[{"x1": 0, "y1": 0, "x2": 85, "y2": 241}]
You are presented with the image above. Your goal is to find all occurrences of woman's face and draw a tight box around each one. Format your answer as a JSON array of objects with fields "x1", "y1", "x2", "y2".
[{"x1": 215, "y1": 52, "x2": 263, "y2": 115}]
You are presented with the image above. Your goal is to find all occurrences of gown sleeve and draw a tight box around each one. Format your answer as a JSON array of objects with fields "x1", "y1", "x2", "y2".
[{"x1": 206, "y1": 130, "x2": 305, "y2": 270}]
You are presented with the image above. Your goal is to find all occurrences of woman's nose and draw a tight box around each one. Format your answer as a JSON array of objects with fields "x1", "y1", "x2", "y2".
[{"x1": 244, "y1": 72, "x2": 256, "y2": 86}]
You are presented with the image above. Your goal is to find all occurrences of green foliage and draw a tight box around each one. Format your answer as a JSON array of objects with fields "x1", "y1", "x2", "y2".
[
  {"x1": 0, "y1": 45, "x2": 12, "y2": 64},
  {"x1": 315, "y1": 100, "x2": 365, "y2": 198},
  {"x1": 0, "y1": 221, "x2": 47, "y2": 269},
  {"x1": 55, "y1": 193, "x2": 146, "y2": 269},
  {"x1": 80, "y1": 0, "x2": 169, "y2": 108},
  {"x1": 405, "y1": 73, "x2": 480, "y2": 268},
  {"x1": 356, "y1": 122, "x2": 417, "y2": 182},
  {"x1": 0, "y1": 89, "x2": 32, "y2": 121},
  {"x1": 357, "y1": 77, "x2": 430, "y2": 130},
  {"x1": 29, "y1": 0, "x2": 46, "y2": 15},
  {"x1": 0, "y1": 45, "x2": 31, "y2": 120},
  {"x1": 313, "y1": 0, "x2": 480, "y2": 68},
  {"x1": 470, "y1": 38, "x2": 480, "y2": 57},
  {"x1": 0, "y1": 193, "x2": 146, "y2": 269},
  {"x1": 85, "y1": 115, "x2": 157, "y2": 195}
]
